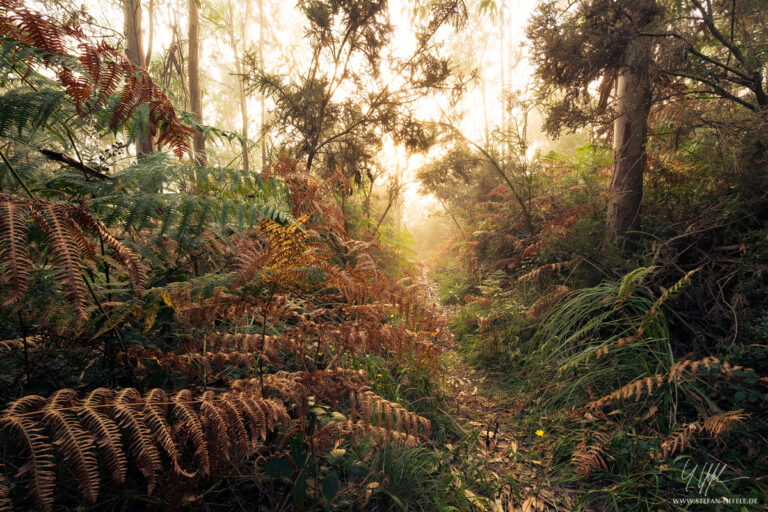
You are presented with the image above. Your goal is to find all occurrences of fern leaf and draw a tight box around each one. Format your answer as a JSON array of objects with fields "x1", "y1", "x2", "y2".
[
  {"x1": 172, "y1": 390, "x2": 209, "y2": 476},
  {"x1": 0, "y1": 200, "x2": 32, "y2": 306},
  {"x1": 31, "y1": 204, "x2": 88, "y2": 319},
  {"x1": 74, "y1": 207, "x2": 145, "y2": 297},
  {"x1": 113, "y1": 388, "x2": 160, "y2": 494},
  {"x1": 79, "y1": 388, "x2": 127, "y2": 485},
  {"x1": 0, "y1": 473, "x2": 11, "y2": 512},
  {"x1": 0, "y1": 396, "x2": 55, "y2": 512},
  {"x1": 616, "y1": 266, "x2": 656, "y2": 303},
  {"x1": 41, "y1": 389, "x2": 99, "y2": 503}
]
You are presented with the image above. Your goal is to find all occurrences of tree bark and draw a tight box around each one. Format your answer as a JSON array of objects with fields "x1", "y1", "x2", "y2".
[
  {"x1": 145, "y1": 0, "x2": 154, "y2": 67},
  {"x1": 258, "y1": 0, "x2": 267, "y2": 168},
  {"x1": 188, "y1": 0, "x2": 206, "y2": 165},
  {"x1": 498, "y1": 0, "x2": 505, "y2": 152},
  {"x1": 606, "y1": 36, "x2": 652, "y2": 245},
  {"x1": 123, "y1": 0, "x2": 154, "y2": 156},
  {"x1": 226, "y1": 0, "x2": 249, "y2": 171}
]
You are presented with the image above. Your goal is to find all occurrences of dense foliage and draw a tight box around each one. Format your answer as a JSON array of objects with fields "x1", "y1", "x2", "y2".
[{"x1": 1, "y1": 0, "x2": 767, "y2": 510}]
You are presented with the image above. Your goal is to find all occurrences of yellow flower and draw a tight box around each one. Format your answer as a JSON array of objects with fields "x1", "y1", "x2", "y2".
[
  {"x1": 535, "y1": 429, "x2": 544, "y2": 437},
  {"x1": 390, "y1": 314, "x2": 394, "y2": 318},
  {"x1": 377, "y1": 373, "x2": 382, "y2": 378}
]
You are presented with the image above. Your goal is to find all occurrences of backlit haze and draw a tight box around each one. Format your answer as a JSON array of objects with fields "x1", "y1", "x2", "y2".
[{"x1": 82, "y1": 0, "x2": 540, "y2": 249}]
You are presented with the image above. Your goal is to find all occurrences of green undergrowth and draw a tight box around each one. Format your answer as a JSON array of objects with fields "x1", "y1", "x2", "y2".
[{"x1": 440, "y1": 268, "x2": 768, "y2": 511}]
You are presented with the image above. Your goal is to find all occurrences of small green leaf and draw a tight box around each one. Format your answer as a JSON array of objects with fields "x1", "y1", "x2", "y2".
[
  {"x1": 263, "y1": 456, "x2": 293, "y2": 478},
  {"x1": 322, "y1": 470, "x2": 339, "y2": 501},
  {"x1": 292, "y1": 474, "x2": 308, "y2": 506}
]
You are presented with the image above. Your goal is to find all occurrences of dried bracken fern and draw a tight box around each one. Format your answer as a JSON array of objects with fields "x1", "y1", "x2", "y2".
[
  {"x1": 0, "y1": 201, "x2": 32, "y2": 306},
  {"x1": 572, "y1": 428, "x2": 614, "y2": 476},
  {"x1": 527, "y1": 284, "x2": 570, "y2": 319},
  {"x1": 0, "y1": 0, "x2": 192, "y2": 157},
  {"x1": 0, "y1": 475, "x2": 10, "y2": 512},
  {"x1": 0, "y1": 386, "x2": 290, "y2": 509},
  {"x1": 584, "y1": 357, "x2": 761, "y2": 411},
  {"x1": 0, "y1": 195, "x2": 145, "y2": 316},
  {"x1": 516, "y1": 259, "x2": 576, "y2": 283},
  {"x1": 655, "y1": 410, "x2": 749, "y2": 459},
  {"x1": 0, "y1": 335, "x2": 40, "y2": 352}
]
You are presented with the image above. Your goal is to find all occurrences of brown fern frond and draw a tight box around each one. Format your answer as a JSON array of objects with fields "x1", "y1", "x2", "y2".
[
  {"x1": 113, "y1": 388, "x2": 161, "y2": 494},
  {"x1": 656, "y1": 410, "x2": 749, "y2": 459},
  {"x1": 702, "y1": 409, "x2": 749, "y2": 437},
  {"x1": 0, "y1": 2, "x2": 191, "y2": 157},
  {"x1": 516, "y1": 259, "x2": 575, "y2": 283},
  {"x1": 172, "y1": 390, "x2": 209, "y2": 476},
  {"x1": 351, "y1": 389, "x2": 430, "y2": 440},
  {"x1": 0, "y1": 395, "x2": 55, "y2": 512},
  {"x1": 572, "y1": 429, "x2": 614, "y2": 476},
  {"x1": 527, "y1": 284, "x2": 571, "y2": 319},
  {"x1": 0, "y1": 194, "x2": 146, "y2": 316},
  {"x1": 198, "y1": 391, "x2": 231, "y2": 462},
  {"x1": 584, "y1": 357, "x2": 763, "y2": 411},
  {"x1": 0, "y1": 200, "x2": 32, "y2": 306},
  {"x1": 0, "y1": 385, "x2": 300, "y2": 508},
  {"x1": 41, "y1": 389, "x2": 99, "y2": 503},
  {"x1": 658, "y1": 422, "x2": 699, "y2": 459},
  {"x1": 0, "y1": 335, "x2": 41, "y2": 352},
  {"x1": 79, "y1": 388, "x2": 127, "y2": 485},
  {"x1": 31, "y1": 204, "x2": 89, "y2": 319},
  {"x1": 143, "y1": 388, "x2": 190, "y2": 477},
  {"x1": 0, "y1": 473, "x2": 11, "y2": 512},
  {"x1": 74, "y1": 207, "x2": 145, "y2": 297}
]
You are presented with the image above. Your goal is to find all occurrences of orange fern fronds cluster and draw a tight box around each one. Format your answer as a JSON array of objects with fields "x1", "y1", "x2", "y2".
[
  {"x1": 572, "y1": 427, "x2": 615, "y2": 476},
  {"x1": 583, "y1": 357, "x2": 762, "y2": 411},
  {"x1": 0, "y1": 386, "x2": 290, "y2": 511},
  {"x1": 0, "y1": 195, "x2": 144, "y2": 317},
  {"x1": 263, "y1": 157, "x2": 347, "y2": 238},
  {"x1": 655, "y1": 410, "x2": 749, "y2": 459},
  {"x1": 0, "y1": 335, "x2": 40, "y2": 352},
  {"x1": 527, "y1": 284, "x2": 570, "y2": 319},
  {"x1": 516, "y1": 259, "x2": 577, "y2": 283},
  {"x1": 121, "y1": 346, "x2": 278, "y2": 379},
  {"x1": 0, "y1": 0, "x2": 191, "y2": 157}
]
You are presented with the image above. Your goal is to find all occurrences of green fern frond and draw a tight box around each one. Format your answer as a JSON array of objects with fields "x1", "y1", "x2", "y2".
[
  {"x1": 616, "y1": 266, "x2": 656, "y2": 303},
  {"x1": 0, "y1": 88, "x2": 70, "y2": 137}
]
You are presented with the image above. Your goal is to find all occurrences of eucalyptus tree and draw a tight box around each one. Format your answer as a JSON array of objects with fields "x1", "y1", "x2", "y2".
[
  {"x1": 123, "y1": 0, "x2": 154, "y2": 156},
  {"x1": 188, "y1": 0, "x2": 206, "y2": 165},
  {"x1": 527, "y1": 0, "x2": 768, "y2": 244}
]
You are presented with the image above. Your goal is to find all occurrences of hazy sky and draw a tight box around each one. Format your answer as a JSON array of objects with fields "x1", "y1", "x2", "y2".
[{"x1": 83, "y1": 0, "x2": 540, "y2": 233}]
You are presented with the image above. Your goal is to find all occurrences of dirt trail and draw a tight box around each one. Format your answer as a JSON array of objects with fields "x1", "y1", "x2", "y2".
[{"x1": 422, "y1": 269, "x2": 574, "y2": 512}]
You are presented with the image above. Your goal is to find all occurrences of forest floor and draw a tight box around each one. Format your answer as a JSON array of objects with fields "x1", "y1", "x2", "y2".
[
  {"x1": 441, "y1": 354, "x2": 575, "y2": 511},
  {"x1": 423, "y1": 270, "x2": 576, "y2": 512}
]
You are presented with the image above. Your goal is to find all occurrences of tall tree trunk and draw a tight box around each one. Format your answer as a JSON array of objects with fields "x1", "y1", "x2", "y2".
[
  {"x1": 498, "y1": 0, "x2": 505, "y2": 154},
  {"x1": 188, "y1": 0, "x2": 206, "y2": 165},
  {"x1": 145, "y1": 0, "x2": 154, "y2": 67},
  {"x1": 481, "y1": 78, "x2": 490, "y2": 147},
  {"x1": 226, "y1": 0, "x2": 249, "y2": 171},
  {"x1": 606, "y1": 36, "x2": 652, "y2": 244},
  {"x1": 258, "y1": 0, "x2": 267, "y2": 168},
  {"x1": 123, "y1": 0, "x2": 154, "y2": 156}
]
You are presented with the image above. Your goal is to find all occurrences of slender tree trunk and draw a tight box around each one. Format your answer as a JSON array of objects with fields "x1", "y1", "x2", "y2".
[
  {"x1": 188, "y1": 0, "x2": 206, "y2": 165},
  {"x1": 606, "y1": 36, "x2": 652, "y2": 244},
  {"x1": 145, "y1": 0, "x2": 154, "y2": 67},
  {"x1": 481, "y1": 78, "x2": 490, "y2": 147},
  {"x1": 498, "y1": 0, "x2": 505, "y2": 152},
  {"x1": 123, "y1": 0, "x2": 154, "y2": 156},
  {"x1": 258, "y1": 0, "x2": 267, "y2": 167},
  {"x1": 226, "y1": 0, "x2": 249, "y2": 171}
]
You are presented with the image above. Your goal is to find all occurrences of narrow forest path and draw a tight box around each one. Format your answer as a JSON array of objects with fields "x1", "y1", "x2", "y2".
[{"x1": 421, "y1": 269, "x2": 576, "y2": 512}]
